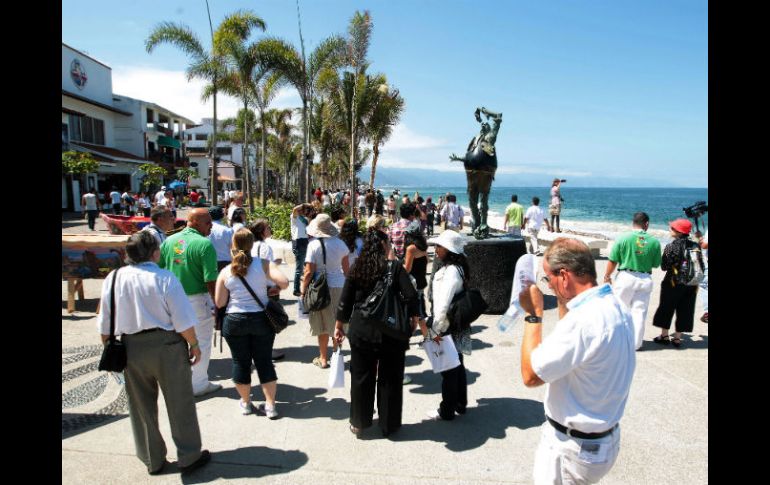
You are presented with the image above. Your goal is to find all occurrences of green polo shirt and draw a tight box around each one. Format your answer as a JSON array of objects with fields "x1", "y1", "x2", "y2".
[
  {"x1": 609, "y1": 230, "x2": 662, "y2": 273},
  {"x1": 159, "y1": 227, "x2": 218, "y2": 295},
  {"x1": 505, "y1": 202, "x2": 524, "y2": 227}
]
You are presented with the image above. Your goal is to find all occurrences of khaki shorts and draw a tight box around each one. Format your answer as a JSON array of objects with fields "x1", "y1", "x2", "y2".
[
  {"x1": 549, "y1": 204, "x2": 561, "y2": 216},
  {"x1": 309, "y1": 286, "x2": 343, "y2": 336}
]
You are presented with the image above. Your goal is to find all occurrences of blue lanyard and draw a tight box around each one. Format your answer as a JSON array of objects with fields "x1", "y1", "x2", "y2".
[{"x1": 570, "y1": 284, "x2": 613, "y2": 310}]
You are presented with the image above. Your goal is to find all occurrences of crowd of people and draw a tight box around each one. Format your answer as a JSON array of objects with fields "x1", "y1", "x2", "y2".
[{"x1": 95, "y1": 184, "x2": 707, "y2": 482}]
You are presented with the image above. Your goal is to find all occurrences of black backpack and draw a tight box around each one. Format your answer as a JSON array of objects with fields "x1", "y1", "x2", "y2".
[
  {"x1": 447, "y1": 267, "x2": 487, "y2": 333},
  {"x1": 302, "y1": 239, "x2": 331, "y2": 311}
]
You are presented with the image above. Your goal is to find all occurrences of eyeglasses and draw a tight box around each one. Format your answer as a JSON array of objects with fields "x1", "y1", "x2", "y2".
[{"x1": 541, "y1": 268, "x2": 563, "y2": 284}]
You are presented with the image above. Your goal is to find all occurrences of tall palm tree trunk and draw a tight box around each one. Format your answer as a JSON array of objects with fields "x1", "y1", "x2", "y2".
[
  {"x1": 211, "y1": 91, "x2": 218, "y2": 205},
  {"x1": 369, "y1": 142, "x2": 380, "y2": 188},
  {"x1": 242, "y1": 101, "x2": 255, "y2": 211},
  {"x1": 300, "y1": 99, "x2": 309, "y2": 202},
  {"x1": 260, "y1": 111, "x2": 267, "y2": 208}
]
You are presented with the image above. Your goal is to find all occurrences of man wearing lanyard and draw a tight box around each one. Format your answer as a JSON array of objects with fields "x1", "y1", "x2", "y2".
[
  {"x1": 603, "y1": 212, "x2": 661, "y2": 349},
  {"x1": 519, "y1": 238, "x2": 636, "y2": 484},
  {"x1": 159, "y1": 208, "x2": 221, "y2": 397}
]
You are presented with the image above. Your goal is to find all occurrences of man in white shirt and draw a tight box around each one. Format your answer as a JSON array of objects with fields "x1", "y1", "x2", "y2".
[
  {"x1": 141, "y1": 206, "x2": 176, "y2": 245},
  {"x1": 81, "y1": 188, "x2": 101, "y2": 231},
  {"x1": 524, "y1": 197, "x2": 550, "y2": 255},
  {"x1": 207, "y1": 206, "x2": 234, "y2": 271},
  {"x1": 154, "y1": 186, "x2": 167, "y2": 207},
  {"x1": 227, "y1": 193, "x2": 244, "y2": 223},
  {"x1": 440, "y1": 194, "x2": 463, "y2": 231},
  {"x1": 290, "y1": 203, "x2": 313, "y2": 296},
  {"x1": 518, "y1": 238, "x2": 636, "y2": 485},
  {"x1": 109, "y1": 187, "x2": 122, "y2": 214}
]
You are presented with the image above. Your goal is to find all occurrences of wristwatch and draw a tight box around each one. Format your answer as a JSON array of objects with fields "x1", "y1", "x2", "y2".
[{"x1": 524, "y1": 315, "x2": 542, "y2": 323}]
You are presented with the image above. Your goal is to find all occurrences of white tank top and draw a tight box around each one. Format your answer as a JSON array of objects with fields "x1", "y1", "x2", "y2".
[{"x1": 222, "y1": 262, "x2": 269, "y2": 314}]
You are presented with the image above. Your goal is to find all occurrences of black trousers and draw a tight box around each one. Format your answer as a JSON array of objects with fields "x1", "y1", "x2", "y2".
[
  {"x1": 349, "y1": 343, "x2": 406, "y2": 434},
  {"x1": 439, "y1": 352, "x2": 467, "y2": 420},
  {"x1": 652, "y1": 276, "x2": 697, "y2": 333}
]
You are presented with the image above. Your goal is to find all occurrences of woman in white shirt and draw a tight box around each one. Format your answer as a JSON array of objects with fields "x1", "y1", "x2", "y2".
[
  {"x1": 425, "y1": 230, "x2": 469, "y2": 421},
  {"x1": 301, "y1": 214, "x2": 350, "y2": 368},
  {"x1": 339, "y1": 219, "x2": 364, "y2": 269},
  {"x1": 214, "y1": 229, "x2": 289, "y2": 418}
]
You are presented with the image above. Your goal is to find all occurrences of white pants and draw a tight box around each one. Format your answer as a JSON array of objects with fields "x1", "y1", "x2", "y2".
[
  {"x1": 533, "y1": 421, "x2": 621, "y2": 485},
  {"x1": 612, "y1": 271, "x2": 653, "y2": 350},
  {"x1": 188, "y1": 293, "x2": 216, "y2": 393},
  {"x1": 527, "y1": 227, "x2": 541, "y2": 254},
  {"x1": 507, "y1": 227, "x2": 522, "y2": 237}
]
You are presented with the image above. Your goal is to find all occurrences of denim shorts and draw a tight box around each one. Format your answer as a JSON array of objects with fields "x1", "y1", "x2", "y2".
[{"x1": 222, "y1": 312, "x2": 276, "y2": 385}]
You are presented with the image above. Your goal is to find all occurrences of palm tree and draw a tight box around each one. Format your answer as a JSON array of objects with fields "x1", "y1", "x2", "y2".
[
  {"x1": 344, "y1": 10, "x2": 373, "y2": 198},
  {"x1": 146, "y1": 20, "x2": 226, "y2": 205},
  {"x1": 214, "y1": 10, "x2": 266, "y2": 211},
  {"x1": 367, "y1": 85, "x2": 404, "y2": 188},
  {"x1": 250, "y1": 67, "x2": 284, "y2": 207},
  {"x1": 254, "y1": 35, "x2": 345, "y2": 202},
  {"x1": 266, "y1": 108, "x2": 296, "y2": 196}
]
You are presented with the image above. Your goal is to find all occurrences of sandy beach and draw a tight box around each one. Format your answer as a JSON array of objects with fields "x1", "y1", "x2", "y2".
[{"x1": 62, "y1": 210, "x2": 707, "y2": 483}]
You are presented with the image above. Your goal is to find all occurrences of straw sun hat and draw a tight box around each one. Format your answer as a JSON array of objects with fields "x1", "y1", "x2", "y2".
[
  {"x1": 429, "y1": 230, "x2": 467, "y2": 256},
  {"x1": 306, "y1": 213, "x2": 339, "y2": 238}
]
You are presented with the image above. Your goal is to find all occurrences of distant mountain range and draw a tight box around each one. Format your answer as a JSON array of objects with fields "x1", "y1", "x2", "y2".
[{"x1": 368, "y1": 167, "x2": 685, "y2": 188}]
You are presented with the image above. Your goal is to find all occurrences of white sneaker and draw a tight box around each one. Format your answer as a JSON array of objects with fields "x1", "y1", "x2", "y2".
[
  {"x1": 258, "y1": 403, "x2": 279, "y2": 420},
  {"x1": 193, "y1": 382, "x2": 222, "y2": 397},
  {"x1": 239, "y1": 400, "x2": 256, "y2": 415},
  {"x1": 426, "y1": 409, "x2": 443, "y2": 421}
]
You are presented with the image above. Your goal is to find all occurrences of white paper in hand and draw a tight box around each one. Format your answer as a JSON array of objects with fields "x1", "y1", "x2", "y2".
[
  {"x1": 423, "y1": 335, "x2": 461, "y2": 373},
  {"x1": 498, "y1": 254, "x2": 538, "y2": 332},
  {"x1": 327, "y1": 348, "x2": 345, "y2": 389}
]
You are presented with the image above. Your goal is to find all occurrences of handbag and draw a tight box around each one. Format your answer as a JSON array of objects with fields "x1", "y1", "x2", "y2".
[
  {"x1": 238, "y1": 275, "x2": 289, "y2": 333},
  {"x1": 356, "y1": 261, "x2": 412, "y2": 340},
  {"x1": 327, "y1": 348, "x2": 345, "y2": 389},
  {"x1": 447, "y1": 267, "x2": 488, "y2": 334},
  {"x1": 98, "y1": 268, "x2": 127, "y2": 373},
  {"x1": 422, "y1": 334, "x2": 461, "y2": 373},
  {"x1": 302, "y1": 238, "x2": 331, "y2": 312}
]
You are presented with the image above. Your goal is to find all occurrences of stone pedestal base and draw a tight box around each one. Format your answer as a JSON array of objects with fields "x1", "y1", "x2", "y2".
[{"x1": 431, "y1": 235, "x2": 527, "y2": 314}]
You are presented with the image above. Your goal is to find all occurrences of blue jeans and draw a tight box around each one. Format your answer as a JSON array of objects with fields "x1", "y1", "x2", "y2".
[
  {"x1": 292, "y1": 238, "x2": 308, "y2": 294},
  {"x1": 222, "y1": 312, "x2": 276, "y2": 385}
]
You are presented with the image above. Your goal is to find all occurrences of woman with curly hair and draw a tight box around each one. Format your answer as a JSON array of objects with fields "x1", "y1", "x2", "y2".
[
  {"x1": 339, "y1": 219, "x2": 364, "y2": 269},
  {"x1": 334, "y1": 229, "x2": 423, "y2": 438}
]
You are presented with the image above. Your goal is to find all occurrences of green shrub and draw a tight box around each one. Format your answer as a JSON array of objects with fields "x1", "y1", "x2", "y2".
[{"x1": 248, "y1": 201, "x2": 294, "y2": 241}]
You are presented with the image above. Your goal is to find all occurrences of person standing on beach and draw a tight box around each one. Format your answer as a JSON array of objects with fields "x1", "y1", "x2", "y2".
[
  {"x1": 524, "y1": 197, "x2": 550, "y2": 255},
  {"x1": 518, "y1": 238, "x2": 635, "y2": 484},
  {"x1": 603, "y1": 212, "x2": 661, "y2": 350},
  {"x1": 440, "y1": 194, "x2": 464, "y2": 232},
  {"x1": 503, "y1": 194, "x2": 525, "y2": 237},
  {"x1": 159, "y1": 208, "x2": 221, "y2": 397},
  {"x1": 549, "y1": 179, "x2": 565, "y2": 232}
]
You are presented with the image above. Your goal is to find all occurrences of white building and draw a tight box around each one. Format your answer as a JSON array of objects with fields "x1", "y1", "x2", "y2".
[{"x1": 62, "y1": 43, "x2": 194, "y2": 211}]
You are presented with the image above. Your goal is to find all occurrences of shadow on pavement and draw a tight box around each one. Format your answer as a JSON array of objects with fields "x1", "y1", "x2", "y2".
[
  {"x1": 180, "y1": 446, "x2": 309, "y2": 483},
  {"x1": 388, "y1": 397, "x2": 545, "y2": 451},
  {"x1": 638, "y1": 334, "x2": 708, "y2": 352},
  {"x1": 62, "y1": 413, "x2": 128, "y2": 440},
  {"x1": 62, "y1": 298, "x2": 100, "y2": 313},
  {"x1": 405, "y1": 368, "x2": 481, "y2": 395}
]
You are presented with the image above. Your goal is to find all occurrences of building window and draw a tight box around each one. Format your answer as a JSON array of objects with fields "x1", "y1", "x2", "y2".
[
  {"x1": 68, "y1": 114, "x2": 105, "y2": 145},
  {"x1": 62, "y1": 124, "x2": 69, "y2": 151},
  {"x1": 195, "y1": 134, "x2": 208, "y2": 141},
  {"x1": 146, "y1": 108, "x2": 154, "y2": 128},
  {"x1": 216, "y1": 146, "x2": 232, "y2": 155}
]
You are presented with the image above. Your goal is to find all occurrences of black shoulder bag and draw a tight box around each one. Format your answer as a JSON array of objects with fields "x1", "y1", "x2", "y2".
[
  {"x1": 238, "y1": 274, "x2": 289, "y2": 333},
  {"x1": 447, "y1": 266, "x2": 488, "y2": 334},
  {"x1": 357, "y1": 261, "x2": 411, "y2": 340},
  {"x1": 98, "y1": 267, "x2": 127, "y2": 372},
  {"x1": 302, "y1": 239, "x2": 331, "y2": 311}
]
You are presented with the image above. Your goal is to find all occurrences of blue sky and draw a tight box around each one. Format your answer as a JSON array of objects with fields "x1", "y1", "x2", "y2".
[{"x1": 62, "y1": 0, "x2": 708, "y2": 187}]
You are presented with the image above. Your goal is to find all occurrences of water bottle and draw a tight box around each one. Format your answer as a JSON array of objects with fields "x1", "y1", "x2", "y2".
[{"x1": 497, "y1": 301, "x2": 524, "y2": 333}]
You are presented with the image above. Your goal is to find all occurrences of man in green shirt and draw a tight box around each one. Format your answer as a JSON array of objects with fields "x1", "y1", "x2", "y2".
[
  {"x1": 603, "y1": 212, "x2": 662, "y2": 350},
  {"x1": 160, "y1": 208, "x2": 220, "y2": 396},
  {"x1": 503, "y1": 194, "x2": 524, "y2": 237}
]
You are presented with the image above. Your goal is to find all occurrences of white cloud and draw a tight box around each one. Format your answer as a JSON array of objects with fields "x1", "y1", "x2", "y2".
[
  {"x1": 384, "y1": 124, "x2": 448, "y2": 150},
  {"x1": 111, "y1": 66, "x2": 302, "y2": 124}
]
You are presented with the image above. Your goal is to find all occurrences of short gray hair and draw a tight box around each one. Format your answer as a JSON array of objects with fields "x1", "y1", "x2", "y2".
[
  {"x1": 150, "y1": 205, "x2": 170, "y2": 222},
  {"x1": 125, "y1": 231, "x2": 159, "y2": 264},
  {"x1": 544, "y1": 238, "x2": 597, "y2": 281}
]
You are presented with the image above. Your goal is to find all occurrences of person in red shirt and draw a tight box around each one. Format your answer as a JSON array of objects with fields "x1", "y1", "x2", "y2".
[{"x1": 190, "y1": 190, "x2": 200, "y2": 206}]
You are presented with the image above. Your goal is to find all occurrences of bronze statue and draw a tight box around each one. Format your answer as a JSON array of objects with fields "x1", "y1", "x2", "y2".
[{"x1": 450, "y1": 107, "x2": 502, "y2": 239}]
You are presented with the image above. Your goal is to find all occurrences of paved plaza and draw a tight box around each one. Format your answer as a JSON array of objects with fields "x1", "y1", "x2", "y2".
[{"x1": 61, "y1": 213, "x2": 707, "y2": 484}]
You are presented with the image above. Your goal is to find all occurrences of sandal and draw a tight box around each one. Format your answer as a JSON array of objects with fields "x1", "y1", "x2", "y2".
[
  {"x1": 700, "y1": 312, "x2": 708, "y2": 324},
  {"x1": 671, "y1": 337, "x2": 682, "y2": 348},
  {"x1": 312, "y1": 357, "x2": 329, "y2": 369},
  {"x1": 653, "y1": 335, "x2": 670, "y2": 345}
]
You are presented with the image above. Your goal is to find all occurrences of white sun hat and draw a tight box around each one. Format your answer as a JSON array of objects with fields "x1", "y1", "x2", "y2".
[{"x1": 429, "y1": 230, "x2": 467, "y2": 256}]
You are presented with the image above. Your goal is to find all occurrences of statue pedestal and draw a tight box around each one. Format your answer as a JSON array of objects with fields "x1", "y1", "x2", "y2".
[{"x1": 430, "y1": 234, "x2": 528, "y2": 314}]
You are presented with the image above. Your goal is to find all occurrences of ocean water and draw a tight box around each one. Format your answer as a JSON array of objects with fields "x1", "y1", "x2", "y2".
[{"x1": 379, "y1": 186, "x2": 708, "y2": 244}]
